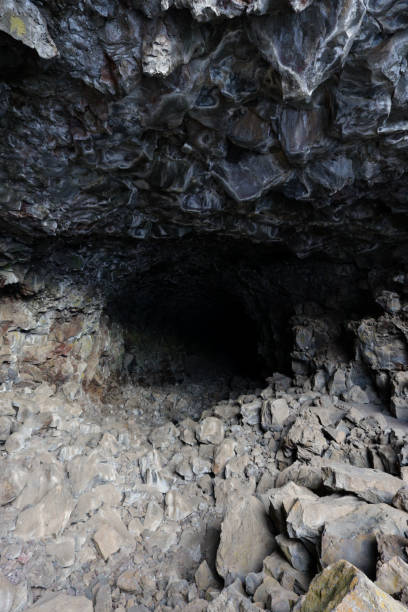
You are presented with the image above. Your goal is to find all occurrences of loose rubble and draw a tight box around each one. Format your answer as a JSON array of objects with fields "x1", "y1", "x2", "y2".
[{"x1": 0, "y1": 367, "x2": 408, "y2": 610}]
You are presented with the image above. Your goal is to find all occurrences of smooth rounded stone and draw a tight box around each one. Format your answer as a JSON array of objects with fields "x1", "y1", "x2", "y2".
[
  {"x1": 27, "y1": 593, "x2": 93, "y2": 612},
  {"x1": 117, "y1": 569, "x2": 139, "y2": 593},
  {"x1": 216, "y1": 495, "x2": 275, "y2": 581},
  {"x1": 196, "y1": 418, "x2": 224, "y2": 445},
  {"x1": 294, "y1": 560, "x2": 407, "y2": 611}
]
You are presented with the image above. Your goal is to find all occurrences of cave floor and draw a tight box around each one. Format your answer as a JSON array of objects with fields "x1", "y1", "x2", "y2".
[{"x1": 1, "y1": 373, "x2": 408, "y2": 611}]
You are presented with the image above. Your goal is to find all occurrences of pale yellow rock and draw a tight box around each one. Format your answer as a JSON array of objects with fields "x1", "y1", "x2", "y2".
[{"x1": 295, "y1": 559, "x2": 407, "y2": 611}]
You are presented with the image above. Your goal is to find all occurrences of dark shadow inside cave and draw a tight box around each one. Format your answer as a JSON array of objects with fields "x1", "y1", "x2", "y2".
[
  {"x1": 108, "y1": 257, "x2": 271, "y2": 389},
  {"x1": 100, "y1": 234, "x2": 382, "y2": 410}
]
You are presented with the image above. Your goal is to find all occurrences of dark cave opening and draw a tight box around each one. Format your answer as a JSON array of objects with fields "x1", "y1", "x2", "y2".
[
  {"x1": 109, "y1": 257, "x2": 271, "y2": 389},
  {"x1": 100, "y1": 234, "x2": 384, "y2": 401}
]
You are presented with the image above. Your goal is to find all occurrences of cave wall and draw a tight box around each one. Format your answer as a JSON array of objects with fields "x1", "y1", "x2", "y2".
[
  {"x1": 0, "y1": 0, "x2": 407, "y2": 414},
  {"x1": 0, "y1": 237, "x2": 406, "y2": 416}
]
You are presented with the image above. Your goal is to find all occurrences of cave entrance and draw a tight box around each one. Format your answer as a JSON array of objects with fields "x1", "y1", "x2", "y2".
[{"x1": 111, "y1": 262, "x2": 269, "y2": 391}]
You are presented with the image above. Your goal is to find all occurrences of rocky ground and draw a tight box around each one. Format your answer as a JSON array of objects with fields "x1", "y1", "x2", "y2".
[{"x1": 2, "y1": 370, "x2": 408, "y2": 611}]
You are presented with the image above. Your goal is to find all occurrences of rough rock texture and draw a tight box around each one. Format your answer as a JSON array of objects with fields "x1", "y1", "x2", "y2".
[
  {"x1": 1, "y1": 0, "x2": 408, "y2": 610},
  {"x1": 295, "y1": 560, "x2": 407, "y2": 611}
]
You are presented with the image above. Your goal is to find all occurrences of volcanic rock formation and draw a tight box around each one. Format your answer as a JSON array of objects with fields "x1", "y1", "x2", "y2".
[{"x1": 0, "y1": 0, "x2": 408, "y2": 610}]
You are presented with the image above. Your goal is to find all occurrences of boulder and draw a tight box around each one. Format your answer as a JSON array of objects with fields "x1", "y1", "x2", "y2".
[
  {"x1": 269, "y1": 482, "x2": 318, "y2": 534},
  {"x1": 286, "y1": 494, "x2": 362, "y2": 544},
  {"x1": 322, "y1": 463, "x2": 404, "y2": 504},
  {"x1": 261, "y1": 398, "x2": 290, "y2": 431},
  {"x1": 196, "y1": 417, "x2": 224, "y2": 445},
  {"x1": 294, "y1": 560, "x2": 407, "y2": 611},
  {"x1": 321, "y1": 503, "x2": 408, "y2": 578},
  {"x1": 216, "y1": 495, "x2": 275, "y2": 581}
]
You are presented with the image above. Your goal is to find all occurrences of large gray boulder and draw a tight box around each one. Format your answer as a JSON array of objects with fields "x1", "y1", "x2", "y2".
[{"x1": 216, "y1": 495, "x2": 275, "y2": 581}]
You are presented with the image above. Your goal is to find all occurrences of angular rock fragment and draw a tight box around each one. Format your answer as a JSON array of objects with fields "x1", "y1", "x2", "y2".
[
  {"x1": 276, "y1": 534, "x2": 313, "y2": 572},
  {"x1": 261, "y1": 398, "x2": 290, "y2": 431},
  {"x1": 0, "y1": 0, "x2": 58, "y2": 59},
  {"x1": 14, "y1": 485, "x2": 74, "y2": 540},
  {"x1": 295, "y1": 560, "x2": 407, "y2": 611},
  {"x1": 216, "y1": 495, "x2": 275, "y2": 581},
  {"x1": 196, "y1": 417, "x2": 224, "y2": 445},
  {"x1": 392, "y1": 485, "x2": 408, "y2": 511},
  {"x1": 376, "y1": 556, "x2": 408, "y2": 597},
  {"x1": 286, "y1": 494, "x2": 362, "y2": 544},
  {"x1": 0, "y1": 573, "x2": 28, "y2": 612},
  {"x1": 263, "y1": 551, "x2": 311, "y2": 595},
  {"x1": 321, "y1": 503, "x2": 408, "y2": 577},
  {"x1": 269, "y1": 482, "x2": 318, "y2": 534},
  {"x1": 322, "y1": 462, "x2": 403, "y2": 504}
]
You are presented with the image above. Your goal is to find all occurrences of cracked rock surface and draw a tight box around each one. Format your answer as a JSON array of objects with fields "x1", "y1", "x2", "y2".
[{"x1": 1, "y1": 0, "x2": 408, "y2": 609}]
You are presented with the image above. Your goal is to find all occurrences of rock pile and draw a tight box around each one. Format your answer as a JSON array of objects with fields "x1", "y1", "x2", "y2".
[{"x1": 1, "y1": 369, "x2": 408, "y2": 610}]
